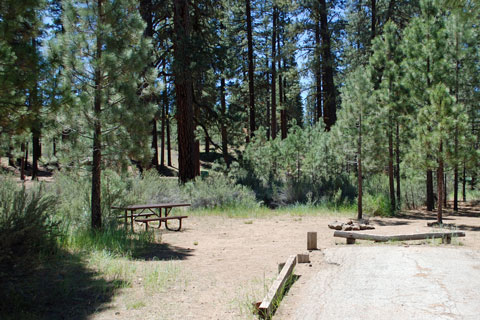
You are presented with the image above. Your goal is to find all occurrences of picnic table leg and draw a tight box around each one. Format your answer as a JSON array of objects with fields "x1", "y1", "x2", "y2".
[
  {"x1": 131, "y1": 210, "x2": 135, "y2": 232},
  {"x1": 156, "y1": 208, "x2": 162, "y2": 229}
]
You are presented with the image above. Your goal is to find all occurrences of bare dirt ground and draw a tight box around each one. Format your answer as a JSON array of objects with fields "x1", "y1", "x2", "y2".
[{"x1": 90, "y1": 202, "x2": 480, "y2": 320}]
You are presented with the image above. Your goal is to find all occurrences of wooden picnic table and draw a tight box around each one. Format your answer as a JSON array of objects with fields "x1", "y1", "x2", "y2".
[{"x1": 111, "y1": 203, "x2": 190, "y2": 232}]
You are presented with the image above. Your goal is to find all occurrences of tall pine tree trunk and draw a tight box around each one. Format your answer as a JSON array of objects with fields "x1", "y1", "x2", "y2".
[
  {"x1": 427, "y1": 170, "x2": 434, "y2": 211},
  {"x1": 91, "y1": 0, "x2": 103, "y2": 230},
  {"x1": 266, "y1": 57, "x2": 271, "y2": 140},
  {"x1": 388, "y1": 122, "x2": 395, "y2": 212},
  {"x1": 220, "y1": 77, "x2": 230, "y2": 167},
  {"x1": 453, "y1": 33, "x2": 460, "y2": 211},
  {"x1": 31, "y1": 39, "x2": 41, "y2": 181},
  {"x1": 395, "y1": 121, "x2": 401, "y2": 206},
  {"x1": 32, "y1": 128, "x2": 41, "y2": 180},
  {"x1": 462, "y1": 161, "x2": 466, "y2": 202},
  {"x1": 278, "y1": 31, "x2": 286, "y2": 140},
  {"x1": 437, "y1": 141, "x2": 444, "y2": 224},
  {"x1": 246, "y1": 0, "x2": 255, "y2": 137},
  {"x1": 160, "y1": 103, "x2": 165, "y2": 167},
  {"x1": 173, "y1": 0, "x2": 195, "y2": 182},
  {"x1": 164, "y1": 73, "x2": 172, "y2": 167},
  {"x1": 371, "y1": 0, "x2": 376, "y2": 41},
  {"x1": 151, "y1": 119, "x2": 159, "y2": 167},
  {"x1": 271, "y1": 7, "x2": 277, "y2": 139},
  {"x1": 357, "y1": 109, "x2": 363, "y2": 220},
  {"x1": 319, "y1": 0, "x2": 336, "y2": 130},
  {"x1": 315, "y1": 19, "x2": 322, "y2": 123},
  {"x1": 20, "y1": 143, "x2": 26, "y2": 181}
]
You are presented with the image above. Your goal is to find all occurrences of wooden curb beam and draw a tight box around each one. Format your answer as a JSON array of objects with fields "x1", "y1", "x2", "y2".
[
  {"x1": 334, "y1": 231, "x2": 466, "y2": 245},
  {"x1": 258, "y1": 255, "x2": 297, "y2": 318}
]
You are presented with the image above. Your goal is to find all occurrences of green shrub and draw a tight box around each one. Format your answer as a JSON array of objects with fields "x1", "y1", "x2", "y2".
[
  {"x1": 183, "y1": 175, "x2": 258, "y2": 210},
  {"x1": 0, "y1": 176, "x2": 58, "y2": 277},
  {"x1": 363, "y1": 193, "x2": 392, "y2": 216}
]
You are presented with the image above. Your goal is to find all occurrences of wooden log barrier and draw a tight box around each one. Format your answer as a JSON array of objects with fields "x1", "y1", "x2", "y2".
[
  {"x1": 258, "y1": 255, "x2": 297, "y2": 318},
  {"x1": 334, "y1": 231, "x2": 466, "y2": 245}
]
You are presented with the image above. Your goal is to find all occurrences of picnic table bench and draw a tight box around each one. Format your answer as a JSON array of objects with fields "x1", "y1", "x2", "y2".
[{"x1": 111, "y1": 203, "x2": 190, "y2": 232}]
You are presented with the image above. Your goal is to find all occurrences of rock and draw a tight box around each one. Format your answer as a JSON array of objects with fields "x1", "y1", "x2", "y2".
[
  {"x1": 328, "y1": 221, "x2": 343, "y2": 230},
  {"x1": 343, "y1": 225, "x2": 353, "y2": 231},
  {"x1": 352, "y1": 224, "x2": 361, "y2": 231},
  {"x1": 346, "y1": 220, "x2": 353, "y2": 225}
]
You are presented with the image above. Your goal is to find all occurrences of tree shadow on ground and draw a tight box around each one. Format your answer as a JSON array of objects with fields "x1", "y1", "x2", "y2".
[
  {"x1": 0, "y1": 249, "x2": 123, "y2": 320},
  {"x1": 370, "y1": 219, "x2": 411, "y2": 227},
  {"x1": 132, "y1": 242, "x2": 194, "y2": 261}
]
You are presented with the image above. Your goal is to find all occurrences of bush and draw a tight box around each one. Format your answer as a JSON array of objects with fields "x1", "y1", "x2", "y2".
[
  {"x1": 0, "y1": 176, "x2": 58, "y2": 277},
  {"x1": 183, "y1": 175, "x2": 258, "y2": 210},
  {"x1": 363, "y1": 193, "x2": 392, "y2": 217}
]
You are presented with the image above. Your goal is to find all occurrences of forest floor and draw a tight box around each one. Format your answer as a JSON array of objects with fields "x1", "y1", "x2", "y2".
[{"x1": 89, "y1": 201, "x2": 480, "y2": 320}]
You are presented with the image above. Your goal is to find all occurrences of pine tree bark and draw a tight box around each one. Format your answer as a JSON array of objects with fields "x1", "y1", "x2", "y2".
[
  {"x1": 319, "y1": 0, "x2": 336, "y2": 130},
  {"x1": 453, "y1": 33, "x2": 459, "y2": 211},
  {"x1": 32, "y1": 128, "x2": 41, "y2": 180},
  {"x1": 151, "y1": 119, "x2": 159, "y2": 167},
  {"x1": 20, "y1": 143, "x2": 26, "y2": 181},
  {"x1": 271, "y1": 6, "x2": 277, "y2": 140},
  {"x1": 444, "y1": 173, "x2": 447, "y2": 208},
  {"x1": 371, "y1": 0, "x2": 376, "y2": 41},
  {"x1": 31, "y1": 39, "x2": 41, "y2": 181},
  {"x1": 462, "y1": 162, "x2": 466, "y2": 202},
  {"x1": 395, "y1": 121, "x2": 401, "y2": 206},
  {"x1": 220, "y1": 77, "x2": 230, "y2": 167},
  {"x1": 278, "y1": 30, "x2": 286, "y2": 140},
  {"x1": 164, "y1": 73, "x2": 172, "y2": 167},
  {"x1": 246, "y1": 0, "x2": 255, "y2": 137},
  {"x1": 315, "y1": 19, "x2": 322, "y2": 123},
  {"x1": 173, "y1": 0, "x2": 196, "y2": 182},
  {"x1": 160, "y1": 103, "x2": 165, "y2": 167},
  {"x1": 437, "y1": 141, "x2": 444, "y2": 224},
  {"x1": 388, "y1": 122, "x2": 395, "y2": 212},
  {"x1": 427, "y1": 170, "x2": 434, "y2": 211},
  {"x1": 266, "y1": 57, "x2": 271, "y2": 140},
  {"x1": 357, "y1": 108, "x2": 363, "y2": 220},
  {"x1": 91, "y1": 0, "x2": 103, "y2": 230}
]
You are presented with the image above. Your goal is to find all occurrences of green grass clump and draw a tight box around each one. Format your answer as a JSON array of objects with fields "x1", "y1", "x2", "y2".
[
  {"x1": 0, "y1": 176, "x2": 59, "y2": 280},
  {"x1": 60, "y1": 227, "x2": 156, "y2": 257}
]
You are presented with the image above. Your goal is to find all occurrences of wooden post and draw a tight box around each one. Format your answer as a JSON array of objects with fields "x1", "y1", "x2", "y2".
[
  {"x1": 346, "y1": 238, "x2": 356, "y2": 245},
  {"x1": 297, "y1": 253, "x2": 310, "y2": 263},
  {"x1": 307, "y1": 232, "x2": 317, "y2": 250}
]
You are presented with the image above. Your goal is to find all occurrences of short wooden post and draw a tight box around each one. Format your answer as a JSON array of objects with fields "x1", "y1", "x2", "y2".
[
  {"x1": 307, "y1": 232, "x2": 317, "y2": 250},
  {"x1": 346, "y1": 238, "x2": 356, "y2": 245},
  {"x1": 297, "y1": 253, "x2": 310, "y2": 263},
  {"x1": 442, "y1": 235, "x2": 451, "y2": 244}
]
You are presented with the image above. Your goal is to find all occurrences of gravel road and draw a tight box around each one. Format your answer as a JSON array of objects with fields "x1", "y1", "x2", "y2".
[{"x1": 292, "y1": 246, "x2": 480, "y2": 320}]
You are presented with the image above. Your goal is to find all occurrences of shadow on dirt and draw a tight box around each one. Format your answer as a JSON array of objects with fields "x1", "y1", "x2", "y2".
[
  {"x1": 0, "y1": 250, "x2": 123, "y2": 320},
  {"x1": 132, "y1": 242, "x2": 194, "y2": 261}
]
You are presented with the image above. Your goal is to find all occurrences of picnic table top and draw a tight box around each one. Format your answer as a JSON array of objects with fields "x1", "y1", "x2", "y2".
[{"x1": 111, "y1": 203, "x2": 191, "y2": 210}]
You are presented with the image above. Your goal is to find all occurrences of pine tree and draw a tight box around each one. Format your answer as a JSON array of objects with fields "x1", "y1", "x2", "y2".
[{"x1": 59, "y1": 0, "x2": 155, "y2": 228}]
